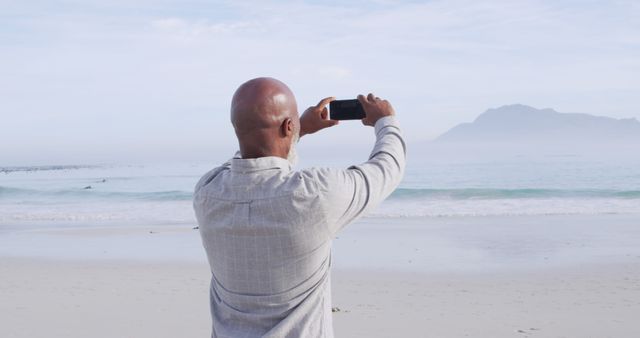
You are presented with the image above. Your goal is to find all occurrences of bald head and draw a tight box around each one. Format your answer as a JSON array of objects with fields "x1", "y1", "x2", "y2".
[{"x1": 230, "y1": 77, "x2": 300, "y2": 160}]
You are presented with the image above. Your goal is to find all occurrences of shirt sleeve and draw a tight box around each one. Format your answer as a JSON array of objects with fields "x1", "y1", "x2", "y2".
[{"x1": 313, "y1": 116, "x2": 406, "y2": 236}]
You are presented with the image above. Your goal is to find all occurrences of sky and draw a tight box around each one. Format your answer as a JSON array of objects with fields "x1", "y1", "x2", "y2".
[{"x1": 1, "y1": 0, "x2": 639, "y2": 165}]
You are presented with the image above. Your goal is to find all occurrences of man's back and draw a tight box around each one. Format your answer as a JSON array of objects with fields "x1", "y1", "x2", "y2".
[
  {"x1": 194, "y1": 156, "x2": 334, "y2": 337},
  {"x1": 194, "y1": 116, "x2": 405, "y2": 337},
  {"x1": 193, "y1": 78, "x2": 405, "y2": 337}
]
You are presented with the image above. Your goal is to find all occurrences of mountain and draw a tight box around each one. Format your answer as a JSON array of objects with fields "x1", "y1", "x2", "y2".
[{"x1": 436, "y1": 104, "x2": 640, "y2": 146}]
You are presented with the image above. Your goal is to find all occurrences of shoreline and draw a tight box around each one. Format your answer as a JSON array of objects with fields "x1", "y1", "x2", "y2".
[{"x1": 2, "y1": 213, "x2": 640, "y2": 271}]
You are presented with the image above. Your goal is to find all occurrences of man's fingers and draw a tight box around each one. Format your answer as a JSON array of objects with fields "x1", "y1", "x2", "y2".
[
  {"x1": 320, "y1": 107, "x2": 328, "y2": 119},
  {"x1": 359, "y1": 93, "x2": 380, "y2": 104},
  {"x1": 316, "y1": 96, "x2": 335, "y2": 109},
  {"x1": 358, "y1": 94, "x2": 372, "y2": 107}
]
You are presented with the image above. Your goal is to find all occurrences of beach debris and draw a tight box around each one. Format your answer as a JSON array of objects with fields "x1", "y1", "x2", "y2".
[
  {"x1": 83, "y1": 185, "x2": 92, "y2": 189},
  {"x1": 516, "y1": 328, "x2": 540, "y2": 334},
  {"x1": 331, "y1": 307, "x2": 340, "y2": 313}
]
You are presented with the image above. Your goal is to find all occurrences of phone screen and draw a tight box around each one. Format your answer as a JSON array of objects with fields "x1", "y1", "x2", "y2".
[{"x1": 330, "y1": 99, "x2": 366, "y2": 120}]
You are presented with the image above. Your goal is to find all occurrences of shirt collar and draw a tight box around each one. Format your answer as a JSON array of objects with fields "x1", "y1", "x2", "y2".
[{"x1": 230, "y1": 155, "x2": 292, "y2": 173}]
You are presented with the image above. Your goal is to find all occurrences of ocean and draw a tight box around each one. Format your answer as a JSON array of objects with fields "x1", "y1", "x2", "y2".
[{"x1": 2, "y1": 155, "x2": 639, "y2": 227}]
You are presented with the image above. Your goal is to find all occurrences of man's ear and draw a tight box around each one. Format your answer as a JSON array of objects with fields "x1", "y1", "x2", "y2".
[{"x1": 282, "y1": 118, "x2": 294, "y2": 137}]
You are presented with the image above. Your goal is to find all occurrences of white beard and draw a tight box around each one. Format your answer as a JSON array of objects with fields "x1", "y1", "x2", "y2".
[{"x1": 287, "y1": 133, "x2": 299, "y2": 167}]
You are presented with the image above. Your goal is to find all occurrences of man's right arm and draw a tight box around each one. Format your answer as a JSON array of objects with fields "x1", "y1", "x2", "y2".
[{"x1": 314, "y1": 94, "x2": 406, "y2": 236}]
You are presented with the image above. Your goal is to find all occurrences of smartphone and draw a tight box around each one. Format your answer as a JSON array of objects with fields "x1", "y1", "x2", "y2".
[{"x1": 330, "y1": 99, "x2": 366, "y2": 120}]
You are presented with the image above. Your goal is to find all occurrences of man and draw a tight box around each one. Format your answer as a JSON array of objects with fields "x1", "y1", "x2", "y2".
[{"x1": 193, "y1": 77, "x2": 406, "y2": 337}]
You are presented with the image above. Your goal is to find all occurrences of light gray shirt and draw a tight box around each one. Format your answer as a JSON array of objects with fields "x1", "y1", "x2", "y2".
[{"x1": 193, "y1": 116, "x2": 406, "y2": 338}]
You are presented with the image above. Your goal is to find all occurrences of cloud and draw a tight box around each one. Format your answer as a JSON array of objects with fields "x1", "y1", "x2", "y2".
[
  {"x1": 150, "y1": 17, "x2": 259, "y2": 37},
  {"x1": 151, "y1": 17, "x2": 186, "y2": 30},
  {"x1": 1, "y1": 0, "x2": 639, "y2": 164},
  {"x1": 291, "y1": 65, "x2": 352, "y2": 80}
]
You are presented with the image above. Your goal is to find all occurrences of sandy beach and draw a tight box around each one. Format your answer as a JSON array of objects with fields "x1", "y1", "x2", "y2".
[
  {"x1": 2, "y1": 215, "x2": 640, "y2": 337},
  {"x1": 2, "y1": 259, "x2": 640, "y2": 338}
]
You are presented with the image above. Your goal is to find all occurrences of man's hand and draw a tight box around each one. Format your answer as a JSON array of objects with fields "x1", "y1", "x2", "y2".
[
  {"x1": 358, "y1": 93, "x2": 395, "y2": 127},
  {"x1": 299, "y1": 97, "x2": 339, "y2": 137}
]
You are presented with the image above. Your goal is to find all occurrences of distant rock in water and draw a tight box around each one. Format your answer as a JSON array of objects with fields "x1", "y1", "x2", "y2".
[{"x1": 435, "y1": 104, "x2": 640, "y2": 145}]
